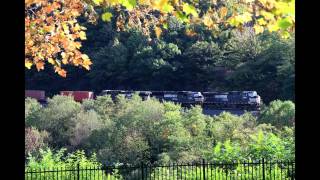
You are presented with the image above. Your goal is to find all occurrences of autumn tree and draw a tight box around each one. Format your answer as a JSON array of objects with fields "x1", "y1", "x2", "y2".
[{"x1": 25, "y1": 0, "x2": 93, "y2": 77}]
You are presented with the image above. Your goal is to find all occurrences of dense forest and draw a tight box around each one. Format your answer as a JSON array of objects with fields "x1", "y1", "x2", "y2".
[{"x1": 25, "y1": 8, "x2": 295, "y2": 103}]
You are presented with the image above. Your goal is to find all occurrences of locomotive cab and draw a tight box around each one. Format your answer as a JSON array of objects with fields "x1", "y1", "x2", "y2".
[
  {"x1": 243, "y1": 91, "x2": 261, "y2": 110},
  {"x1": 245, "y1": 91, "x2": 260, "y2": 104},
  {"x1": 189, "y1": 92, "x2": 204, "y2": 103}
]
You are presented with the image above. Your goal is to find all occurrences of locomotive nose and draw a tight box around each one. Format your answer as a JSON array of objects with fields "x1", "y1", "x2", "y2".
[
  {"x1": 193, "y1": 93, "x2": 204, "y2": 102},
  {"x1": 256, "y1": 95, "x2": 261, "y2": 104}
]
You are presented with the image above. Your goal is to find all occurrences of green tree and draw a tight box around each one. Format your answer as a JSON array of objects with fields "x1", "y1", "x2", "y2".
[
  {"x1": 30, "y1": 95, "x2": 82, "y2": 148},
  {"x1": 127, "y1": 40, "x2": 181, "y2": 89},
  {"x1": 247, "y1": 130, "x2": 290, "y2": 160},
  {"x1": 209, "y1": 112, "x2": 246, "y2": 142},
  {"x1": 210, "y1": 140, "x2": 244, "y2": 162},
  {"x1": 183, "y1": 106, "x2": 207, "y2": 137},
  {"x1": 25, "y1": 98, "x2": 42, "y2": 126},
  {"x1": 258, "y1": 100, "x2": 295, "y2": 128},
  {"x1": 226, "y1": 33, "x2": 294, "y2": 102},
  {"x1": 182, "y1": 41, "x2": 223, "y2": 90},
  {"x1": 222, "y1": 27, "x2": 263, "y2": 70},
  {"x1": 88, "y1": 38, "x2": 129, "y2": 91},
  {"x1": 69, "y1": 110, "x2": 103, "y2": 149}
]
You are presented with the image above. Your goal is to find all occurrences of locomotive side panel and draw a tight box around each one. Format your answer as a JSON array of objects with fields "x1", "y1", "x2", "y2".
[{"x1": 202, "y1": 91, "x2": 261, "y2": 110}]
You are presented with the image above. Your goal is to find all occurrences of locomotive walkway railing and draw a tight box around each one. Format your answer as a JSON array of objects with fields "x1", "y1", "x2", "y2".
[{"x1": 25, "y1": 159, "x2": 295, "y2": 180}]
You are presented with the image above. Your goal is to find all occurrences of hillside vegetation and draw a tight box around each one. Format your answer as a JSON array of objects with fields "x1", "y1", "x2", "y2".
[{"x1": 26, "y1": 95, "x2": 295, "y2": 166}]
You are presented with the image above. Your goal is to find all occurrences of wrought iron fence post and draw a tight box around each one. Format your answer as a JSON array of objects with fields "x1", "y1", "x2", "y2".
[
  {"x1": 141, "y1": 162, "x2": 144, "y2": 180},
  {"x1": 262, "y1": 158, "x2": 266, "y2": 180},
  {"x1": 202, "y1": 159, "x2": 206, "y2": 180},
  {"x1": 77, "y1": 163, "x2": 80, "y2": 180}
]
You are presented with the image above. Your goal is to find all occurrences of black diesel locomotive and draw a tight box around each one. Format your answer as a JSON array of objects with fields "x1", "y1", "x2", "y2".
[
  {"x1": 101, "y1": 90, "x2": 205, "y2": 104},
  {"x1": 26, "y1": 90, "x2": 261, "y2": 110},
  {"x1": 100, "y1": 90, "x2": 260, "y2": 110},
  {"x1": 202, "y1": 91, "x2": 261, "y2": 110},
  {"x1": 100, "y1": 90, "x2": 152, "y2": 101}
]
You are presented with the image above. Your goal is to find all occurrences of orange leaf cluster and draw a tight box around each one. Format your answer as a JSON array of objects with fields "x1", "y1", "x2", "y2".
[
  {"x1": 118, "y1": 5, "x2": 165, "y2": 37},
  {"x1": 25, "y1": 0, "x2": 92, "y2": 77}
]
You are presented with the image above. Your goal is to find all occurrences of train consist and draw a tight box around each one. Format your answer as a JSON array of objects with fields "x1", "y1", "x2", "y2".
[{"x1": 25, "y1": 90, "x2": 261, "y2": 110}]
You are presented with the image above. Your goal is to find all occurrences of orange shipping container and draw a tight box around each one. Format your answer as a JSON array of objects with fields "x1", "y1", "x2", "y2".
[{"x1": 60, "y1": 91, "x2": 94, "y2": 102}]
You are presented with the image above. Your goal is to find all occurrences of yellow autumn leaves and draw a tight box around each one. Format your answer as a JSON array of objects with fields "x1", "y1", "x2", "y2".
[
  {"x1": 202, "y1": 6, "x2": 228, "y2": 30},
  {"x1": 154, "y1": 26, "x2": 162, "y2": 39},
  {"x1": 25, "y1": 0, "x2": 92, "y2": 77}
]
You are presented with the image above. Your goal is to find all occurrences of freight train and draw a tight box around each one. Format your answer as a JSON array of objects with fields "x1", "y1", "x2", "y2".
[{"x1": 25, "y1": 90, "x2": 261, "y2": 110}]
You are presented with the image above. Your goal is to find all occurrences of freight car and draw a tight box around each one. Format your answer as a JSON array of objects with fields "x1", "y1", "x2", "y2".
[
  {"x1": 60, "y1": 91, "x2": 95, "y2": 102},
  {"x1": 25, "y1": 90, "x2": 47, "y2": 105}
]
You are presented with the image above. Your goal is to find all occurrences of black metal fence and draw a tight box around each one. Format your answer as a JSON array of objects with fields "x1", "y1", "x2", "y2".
[{"x1": 25, "y1": 159, "x2": 295, "y2": 179}]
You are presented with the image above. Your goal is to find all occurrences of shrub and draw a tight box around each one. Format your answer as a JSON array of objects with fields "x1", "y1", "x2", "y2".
[
  {"x1": 32, "y1": 95, "x2": 82, "y2": 148},
  {"x1": 25, "y1": 127, "x2": 49, "y2": 155},
  {"x1": 258, "y1": 100, "x2": 295, "y2": 128},
  {"x1": 25, "y1": 98, "x2": 42, "y2": 126},
  {"x1": 69, "y1": 110, "x2": 103, "y2": 149},
  {"x1": 25, "y1": 148, "x2": 122, "y2": 179},
  {"x1": 247, "y1": 131, "x2": 291, "y2": 160}
]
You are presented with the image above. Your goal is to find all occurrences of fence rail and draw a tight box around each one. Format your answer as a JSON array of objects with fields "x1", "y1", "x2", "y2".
[{"x1": 25, "y1": 159, "x2": 295, "y2": 180}]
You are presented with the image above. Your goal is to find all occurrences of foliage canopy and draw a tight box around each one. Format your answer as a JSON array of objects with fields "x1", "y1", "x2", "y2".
[{"x1": 25, "y1": 0, "x2": 295, "y2": 76}]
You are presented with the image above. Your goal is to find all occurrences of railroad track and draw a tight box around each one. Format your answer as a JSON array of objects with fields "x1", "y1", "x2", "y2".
[{"x1": 202, "y1": 108, "x2": 260, "y2": 117}]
